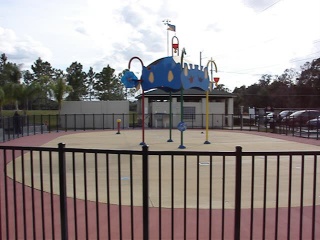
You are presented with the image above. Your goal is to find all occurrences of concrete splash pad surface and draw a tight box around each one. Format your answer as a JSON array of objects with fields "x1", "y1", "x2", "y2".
[{"x1": 6, "y1": 130, "x2": 320, "y2": 209}]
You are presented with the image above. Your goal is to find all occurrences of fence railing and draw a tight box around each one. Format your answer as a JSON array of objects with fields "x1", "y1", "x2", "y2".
[
  {"x1": 1, "y1": 113, "x2": 319, "y2": 143},
  {"x1": 1, "y1": 144, "x2": 319, "y2": 239}
]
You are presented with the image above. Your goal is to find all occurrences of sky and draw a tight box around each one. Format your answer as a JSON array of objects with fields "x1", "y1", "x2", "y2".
[{"x1": 1, "y1": 0, "x2": 320, "y2": 91}]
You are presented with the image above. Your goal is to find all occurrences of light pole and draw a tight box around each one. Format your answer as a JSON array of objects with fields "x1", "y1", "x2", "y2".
[{"x1": 199, "y1": 51, "x2": 208, "y2": 68}]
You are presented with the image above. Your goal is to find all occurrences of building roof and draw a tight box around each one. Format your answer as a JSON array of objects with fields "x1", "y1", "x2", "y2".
[{"x1": 136, "y1": 88, "x2": 235, "y2": 99}]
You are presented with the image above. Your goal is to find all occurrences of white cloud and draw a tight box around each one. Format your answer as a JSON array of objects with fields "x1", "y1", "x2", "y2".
[
  {"x1": 0, "y1": 0, "x2": 319, "y2": 90},
  {"x1": 0, "y1": 27, "x2": 52, "y2": 68}
]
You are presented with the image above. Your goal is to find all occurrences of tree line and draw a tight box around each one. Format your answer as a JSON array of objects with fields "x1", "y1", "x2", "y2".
[
  {"x1": 232, "y1": 57, "x2": 320, "y2": 112},
  {"x1": 0, "y1": 52, "x2": 319, "y2": 114},
  {"x1": 0, "y1": 53, "x2": 127, "y2": 113}
]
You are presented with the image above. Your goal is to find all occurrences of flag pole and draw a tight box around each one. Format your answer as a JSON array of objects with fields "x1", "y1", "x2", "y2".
[
  {"x1": 162, "y1": 19, "x2": 171, "y2": 56},
  {"x1": 167, "y1": 28, "x2": 169, "y2": 56}
]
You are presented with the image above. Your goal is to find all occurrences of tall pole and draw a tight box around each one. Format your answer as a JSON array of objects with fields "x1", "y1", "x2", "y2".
[
  {"x1": 167, "y1": 29, "x2": 169, "y2": 56},
  {"x1": 167, "y1": 91, "x2": 173, "y2": 142},
  {"x1": 204, "y1": 58, "x2": 218, "y2": 144},
  {"x1": 128, "y1": 57, "x2": 146, "y2": 145},
  {"x1": 163, "y1": 19, "x2": 174, "y2": 142},
  {"x1": 179, "y1": 48, "x2": 187, "y2": 149},
  {"x1": 162, "y1": 19, "x2": 171, "y2": 56},
  {"x1": 140, "y1": 88, "x2": 145, "y2": 145},
  {"x1": 200, "y1": 51, "x2": 207, "y2": 69},
  {"x1": 205, "y1": 91, "x2": 210, "y2": 144}
]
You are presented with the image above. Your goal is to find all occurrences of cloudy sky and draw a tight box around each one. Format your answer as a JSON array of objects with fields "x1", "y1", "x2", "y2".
[{"x1": 1, "y1": 0, "x2": 320, "y2": 90}]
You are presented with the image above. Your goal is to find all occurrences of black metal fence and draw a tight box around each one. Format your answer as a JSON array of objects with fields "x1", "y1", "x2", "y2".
[
  {"x1": 1, "y1": 144, "x2": 319, "y2": 239},
  {"x1": 1, "y1": 113, "x2": 319, "y2": 143}
]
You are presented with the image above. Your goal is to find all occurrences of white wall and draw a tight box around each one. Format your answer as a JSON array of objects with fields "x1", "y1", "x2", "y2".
[
  {"x1": 148, "y1": 97, "x2": 232, "y2": 128},
  {"x1": 60, "y1": 101, "x2": 129, "y2": 129}
]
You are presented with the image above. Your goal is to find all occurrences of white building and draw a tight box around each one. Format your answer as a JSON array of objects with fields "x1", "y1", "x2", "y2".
[{"x1": 136, "y1": 88, "x2": 235, "y2": 128}]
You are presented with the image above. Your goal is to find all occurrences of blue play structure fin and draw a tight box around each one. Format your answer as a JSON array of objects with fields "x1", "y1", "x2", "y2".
[{"x1": 121, "y1": 70, "x2": 139, "y2": 88}]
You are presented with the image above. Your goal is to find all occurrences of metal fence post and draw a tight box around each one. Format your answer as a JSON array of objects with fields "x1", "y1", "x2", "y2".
[
  {"x1": 83, "y1": 114, "x2": 86, "y2": 131},
  {"x1": 40, "y1": 115, "x2": 43, "y2": 134},
  {"x1": 58, "y1": 143, "x2": 68, "y2": 240},
  {"x1": 234, "y1": 146, "x2": 242, "y2": 240},
  {"x1": 74, "y1": 114, "x2": 76, "y2": 131},
  {"x1": 112, "y1": 113, "x2": 115, "y2": 130},
  {"x1": 92, "y1": 114, "x2": 95, "y2": 130},
  {"x1": 103, "y1": 114, "x2": 105, "y2": 130},
  {"x1": 1, "y1": 116, "x2": 5, "y2": 141},
  {"x1": 142, "y1": 145, "x2": 149, "y2": 240},
  {"x1": 56, "y1": 114, "x2": 59, "y2": 132},
  {"x1": 64, "y1": 114, "x2": 67, "y2": 132}
]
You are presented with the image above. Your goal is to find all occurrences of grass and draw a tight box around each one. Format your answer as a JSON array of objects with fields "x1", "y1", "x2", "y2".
[
  {"x1": 1, "y1": 110, "x2": 59, "y2": 129},
  {"x1": 1, "y1": 110, "x2": 140, "y2": 129},
  {"x1": 1, "y1": 110, "x2": 58, "y2": 117}
]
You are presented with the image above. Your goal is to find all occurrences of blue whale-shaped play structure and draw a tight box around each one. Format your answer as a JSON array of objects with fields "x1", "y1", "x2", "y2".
[{"x1": 121, "y1": 56, "x2": 210, "y2": 92}]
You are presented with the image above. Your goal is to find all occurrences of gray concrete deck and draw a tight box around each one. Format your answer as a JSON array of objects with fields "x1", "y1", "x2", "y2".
[{"x1": 6, "y1": 129, "x2": 320, "y2": 209}]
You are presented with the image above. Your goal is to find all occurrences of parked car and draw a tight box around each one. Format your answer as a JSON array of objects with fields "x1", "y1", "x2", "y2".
[
  {"x1": 283, "y1": 110, "x2": 320, "y2": 127},
  {"x1": 277, "y1": 110, "x2": 295, "y2": 123},
  {"x1": 265, "y1": 112, "x2": 275, "y2": 123},
  {"x1": 263, "y1": 111, "x2": 275, "y2": 125},
  {"x1": 264, "y1": 110, "x2": 294, "y2": 124},
  {"x1": 306, "y1": 117, "x2": 320, "y2": 129}
]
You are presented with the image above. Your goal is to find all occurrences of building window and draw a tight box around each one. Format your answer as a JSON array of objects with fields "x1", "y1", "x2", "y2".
[{"x1": 183, "y1": 107, "x2": 196, "y2": 120}]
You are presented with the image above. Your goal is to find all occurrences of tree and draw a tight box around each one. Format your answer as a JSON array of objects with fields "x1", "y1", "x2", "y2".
[
  {"x1": 2, "y1": 82, "x2": 21, "y2": 110},
  {"x1": 94, "y1": 65, "x2": 125, "y2": 101},
  {"x1": 124, "y1": 88, "x2": 137, "y2": 101},
  {"x1": 0, "y1": 53, "x2": 8, "y2": 74},
  {"x1": 49, "y1": 77, "x2": 72, "y2": 112},
  {"x1": 295, "y1": 58, "x2": 320, "y2": 108},
  {"x1": 233, "y1": 85, "x2": 246, "y2": 111},
  {"x1": 65, "y1": 62, "x2": 87, "y2": 101},
  {"x1": 53, "y1": 69, "x2": 65, "y2": 81},
  {"x1": 16, "y1": 82, "x2": 41, "y2": 110},
  {"x1": 31, "y1": 58, "x2": 54, "y2": 81},
  {"x1": 299, "y1": 58, "x2": 320, "y2": 88},
  {"x1": 30, "y1": 58, "x2": 55, "y2": 109},
  {"x1": 22, "y1": 70, "x2": 34, "y2": 85},
  {"x1": 278, "y1": 68, "x2": 299, "y2": 86},
  {"x1": 0, "y1": 60, "x2": 22, "y2": 86},
  {"x1": 0, "y1": 54, "x2": 23, "y2": 110},
  {"x1": 215, "y1": 83, "x2": 230, "y2": 92},
  {"x1": 268, "y1": 80, "x2": 289, "y2": 108},
  {"x1": 85, "y1": 67, "x2": 96, "y2": 101},
  {"x1": 258, "y1": 74, "x2": 273, "y2": 87},
  {"x1": 0, "y1": 87, "x2": 4, "y2": 115}
]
